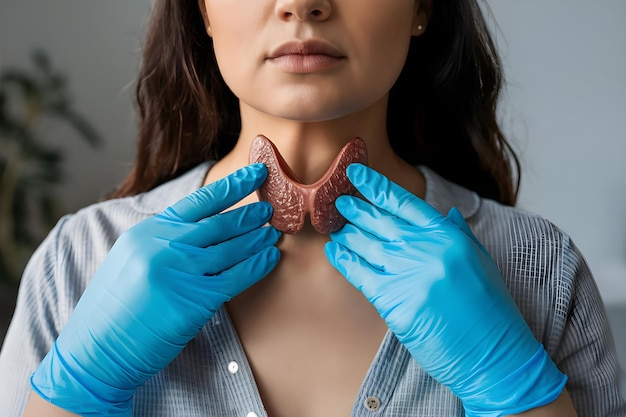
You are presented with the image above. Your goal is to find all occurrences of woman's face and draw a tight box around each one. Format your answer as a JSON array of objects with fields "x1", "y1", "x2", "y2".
[{"x1": 200, "y1": 0, "x2": 427, "y2": 122}]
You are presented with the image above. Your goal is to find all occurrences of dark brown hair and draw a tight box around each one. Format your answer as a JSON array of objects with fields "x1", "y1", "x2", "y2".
[{"x1": 111, "y1": 0, "x2": 520, "y2": 205}]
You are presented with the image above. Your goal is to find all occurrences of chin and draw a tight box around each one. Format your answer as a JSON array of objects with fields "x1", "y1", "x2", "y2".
[
  {"x1": 263, "y1": 101, "x2": 367, "y2": 123},
  {"x1": 243, "y1": 85, "x2": 362, "y2": 121}
]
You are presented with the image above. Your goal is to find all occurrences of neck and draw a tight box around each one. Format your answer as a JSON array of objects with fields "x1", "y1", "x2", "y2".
[
  {"x1": 204, "y1": 96, "x2": 425, "y2": 237},
  {"x1": 224, "y1": 98, "x2": 401, "y2": 184}
]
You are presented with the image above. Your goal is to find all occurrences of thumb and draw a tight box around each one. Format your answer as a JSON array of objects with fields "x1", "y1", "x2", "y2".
[{"x1": 447, "y1": 207, "x2": 488, "y2": 254}]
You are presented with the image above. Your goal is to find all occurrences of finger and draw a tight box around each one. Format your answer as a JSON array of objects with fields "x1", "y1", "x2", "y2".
[
  {"x1": 172, "y1": 226, "x2": 281, "y2": 276},
  {"x1": 207, "y1": 226, "x2": 281, "y2": 274},
  {"x1": 346, "y1": 163, "x2": 444, "y2": 227},
  {"x1": 334, "y1": 195, "x2": 413, "y2": 242},
  {"x1": 175, "y1": 202, "x2": 273, "y2": 247},
  {"x1": 208, "y1": 246, "x2": 281, "y2": 298},
  {"x1": 447, "y1": 207, "x2": 489, "y2": 255},
  {"x1": 324, "y1": 241, "x2": 383, "y2": 294},
  {"x1": 165, "y1": 246, "x2": 280, "y2": 323},
  {"x1": 330, "y1": 223, "x2": 401, "y2": 273},
  {"x1": 447, "y1": 206, "x2": 480, "y2": 242},
  {"x1": 160, "y1": 163, "x2": 267, "y2": 223}
]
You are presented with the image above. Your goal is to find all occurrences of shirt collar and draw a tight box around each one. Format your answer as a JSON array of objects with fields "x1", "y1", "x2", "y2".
[
  {"x1": 129, "y1": 162, "x2": 480, "y2": 222},
  {"x1": 420, "y1": 165, "x2": 481, "y2": 220},
  {"x1": 129, "y1": 161, "x2": 215, "y2": 215}
]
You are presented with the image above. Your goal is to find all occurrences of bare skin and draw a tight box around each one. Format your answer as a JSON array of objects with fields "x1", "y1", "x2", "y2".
[{"x1": 227, "y1": 228, "x2": 389, "y2": 417}]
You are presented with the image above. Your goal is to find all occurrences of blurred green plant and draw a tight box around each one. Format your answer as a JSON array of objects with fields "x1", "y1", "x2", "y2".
[{"x1": 0, "y1": 49, "x2": 101, "y2": 292}]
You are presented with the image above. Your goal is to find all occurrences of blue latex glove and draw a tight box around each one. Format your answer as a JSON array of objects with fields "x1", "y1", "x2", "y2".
[
  {"x1": 325, "y1": 163, "x2": 567, "y2": 417},
  {"x1": 31, "y1": 164, "x2": 281, "y2": 416}
]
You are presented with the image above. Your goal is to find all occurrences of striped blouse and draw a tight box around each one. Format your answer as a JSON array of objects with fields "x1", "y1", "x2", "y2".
[{"x1": 1, "y1": 162, "x2": 624, "y2": 416}]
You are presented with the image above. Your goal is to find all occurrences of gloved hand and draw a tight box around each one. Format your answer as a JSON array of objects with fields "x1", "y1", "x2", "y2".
[
  {"x1": 31, "y1": 164, "x2": 281, "y2": 417},
  {"x1": 325, "y1": 163, "x2": 567, "y2": 417}
]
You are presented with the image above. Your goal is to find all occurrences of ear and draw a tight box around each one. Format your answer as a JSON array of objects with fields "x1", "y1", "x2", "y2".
[
  {"x1": 412, "y1": 0, "x2": 433, "y2": 36},
  {"x1": 197, "y1": 0, "x2": 212, "y2": 37}
]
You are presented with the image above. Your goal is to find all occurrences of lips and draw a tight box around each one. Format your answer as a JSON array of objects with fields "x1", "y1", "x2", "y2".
[
  {"x1": 267, "y1": 39, "x2": 345, "y2": 73},
  {"x1": 268, "y1": 39, "x2": 344, "y2": 59}
]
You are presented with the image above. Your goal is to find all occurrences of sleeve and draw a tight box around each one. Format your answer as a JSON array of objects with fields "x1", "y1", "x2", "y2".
[
  {"x1": 0, "y1": 216, "x2": 76, "y2": 417},
  {"x1": 554, "y1": 237, "x2": 626, "y2": 416}
]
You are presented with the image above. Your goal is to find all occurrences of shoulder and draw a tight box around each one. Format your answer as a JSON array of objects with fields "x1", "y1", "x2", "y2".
[
  {"x1": 472, "y1": 196, "x2": 574, "y2": 267},
  {"x1": 421, "y1": 166, "x2": 583, "y2": 341},
  {"x1": 421, "y1": 167, "x2": 626, "y2": 413},
  {"x1": 420, "y1": 165, "x2": 572, "y2": 258},
  {"x1": 54, "y1": 162, "x2": 212, "y2": 261},
  {"x1": 470, "y1": 193, "x2": 582, "y2": 297},
  {"x1": 0, "y1": 163, "x2": 212, "y2": 414},
  {"x1": 21, "y1": 162, "x2": 212, "y2": 313}
]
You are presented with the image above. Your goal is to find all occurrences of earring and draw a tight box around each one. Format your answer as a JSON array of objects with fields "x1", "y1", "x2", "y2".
[{"x1": 417, "y1": 24, "x2": 424, "y2": 31}]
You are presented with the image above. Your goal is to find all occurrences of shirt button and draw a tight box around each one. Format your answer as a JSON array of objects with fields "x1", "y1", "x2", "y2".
[
  {"x1": 364, "y1": 396, "x2": 381, "y2": 411},
  {"x1": 228, "y1": 361, "x2": 239, "y2": 374},
  {"x1": 246, "y1": 413, "x2": 259, "y2": 417}
]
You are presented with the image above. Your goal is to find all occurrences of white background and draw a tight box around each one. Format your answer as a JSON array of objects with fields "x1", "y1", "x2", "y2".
[{"x1": 1, "y1": 1, "x2": 625, "y2": 364}]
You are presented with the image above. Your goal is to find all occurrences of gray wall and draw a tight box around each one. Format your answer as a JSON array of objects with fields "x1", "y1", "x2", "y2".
[{"x1": 1, "y1": 1, "x2": 625, "y2": 366}]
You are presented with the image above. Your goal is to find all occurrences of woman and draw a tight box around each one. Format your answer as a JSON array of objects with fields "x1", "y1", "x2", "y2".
[{"x1": 1, "y1": 0, "x2": 624, "y2": 416}]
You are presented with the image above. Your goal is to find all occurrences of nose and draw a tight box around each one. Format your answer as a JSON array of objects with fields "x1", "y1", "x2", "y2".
[{"x1": 275, "y1": 0, "x2": 331, "y2": 22}]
